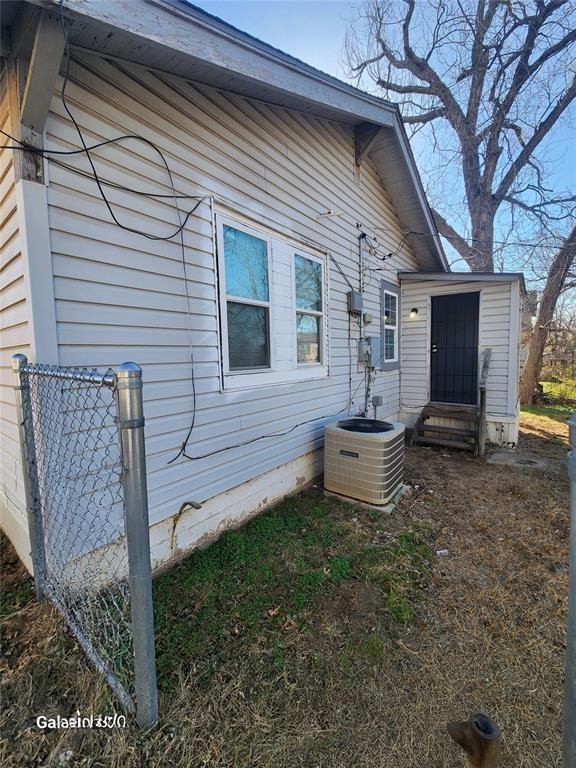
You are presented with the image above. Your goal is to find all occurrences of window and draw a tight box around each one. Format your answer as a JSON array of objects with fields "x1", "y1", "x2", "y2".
[
  {"x1": 223, "y1": 225, "x2": 270, "y2": 370},
  {"x1": 294, "y1": 254, "x2": 324, "y2": 364},
  {"x1": 383, "y1": 291, "x2": 398, "y2": 362},
  {"x1": 380, "y1": 280, "x2": 400, "y2": 371},
  {"x1": 217, "y1": 214, "x2": 329, "y2": 389}
]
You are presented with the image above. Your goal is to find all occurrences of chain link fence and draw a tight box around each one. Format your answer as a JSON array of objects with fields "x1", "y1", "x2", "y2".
[{"x1": 11, "y1": 355, "x2": 157, "y2": 727}]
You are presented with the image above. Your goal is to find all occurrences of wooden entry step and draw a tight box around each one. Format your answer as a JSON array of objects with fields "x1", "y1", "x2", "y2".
[
  {"x1": 419, "y1": 424, "x2": 477, "y2": 438},
  {"x1": 413, "y1": 436, "x2": 475, "y2": 451},
  {"x1": 410, "y1": 402, "x2": 480, "y2": 454},
  {"x1": 423, "y1": 402, "x2": 478, "y2": 419}
]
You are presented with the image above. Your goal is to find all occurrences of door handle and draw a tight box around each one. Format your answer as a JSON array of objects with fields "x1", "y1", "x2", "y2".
[{"x1": 431, "y1": 344, "x2": 438, "y2": 353}]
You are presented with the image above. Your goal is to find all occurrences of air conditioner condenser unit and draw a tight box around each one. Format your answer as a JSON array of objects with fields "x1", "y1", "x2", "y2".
[{"x1": 324, "y1": 418, "x2": 405, "y2": 505}]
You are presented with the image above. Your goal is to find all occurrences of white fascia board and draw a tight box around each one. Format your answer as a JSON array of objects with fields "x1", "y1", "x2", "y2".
[
  {"x1": 399, "y1": 272, "x2": 524, "y2": 284},
  {"x1": 28, "y1": 0, "x2": 446, "y2": 270}
]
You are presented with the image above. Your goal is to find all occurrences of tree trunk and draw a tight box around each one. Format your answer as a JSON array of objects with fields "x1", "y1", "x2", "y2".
[
  {"x1": 432, "y1": 204, "x2": 495, "y2": 273},
  {"x1": 469, "y1": 207, "x2": 495, "y2": 272},
  {"x1": 519, "y1": 227, "x2": 576, "y2": 404}
]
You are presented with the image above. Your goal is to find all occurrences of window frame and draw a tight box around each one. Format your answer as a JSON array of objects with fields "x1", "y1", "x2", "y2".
[
  {"x1": 215, "y1": 212, "x2": 330, "y2": 391},
  {"x1": 293, "y1": 251, "x2": 326, "y2": 368},
  {"x1": 380, "y1": 280, "x2": 401, "y2": 372},
  {"x1": 217, "y1": 218, "x2": 274, "y2": 376}
]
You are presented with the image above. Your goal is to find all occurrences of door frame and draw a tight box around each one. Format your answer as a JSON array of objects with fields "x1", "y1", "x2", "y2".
[{"x1": 426, "y1": 287, "x2": 483, "y2": 406}]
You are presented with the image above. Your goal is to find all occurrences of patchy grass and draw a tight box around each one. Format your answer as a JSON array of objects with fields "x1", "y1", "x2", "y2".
[
  {"x1": 358, "y1": 632, "x2": 386, "y2": 662},
  {"x1": 542, "y1": 378, "x2": 576, "y2": 403},
  {"x1": 521, "y1": 401, "x2": 574, "y2": 424},
  {"x1": 0, "y1": 408, "x2": 569, "y2": 768},
  {"x1": 0, "y1": 536, "x2": 34, "y2": 619},
  {"x1": 153, "y1": 495, "x2": 431, "y2": 687},
  {"x1": 521, "y1": 378, "x2": 576, "y2": 424}
]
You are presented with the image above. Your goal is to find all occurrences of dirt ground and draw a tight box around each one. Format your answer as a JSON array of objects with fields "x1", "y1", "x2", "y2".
[{"x1": 0, "y1": 409, "x2": 570, "y2": 768}]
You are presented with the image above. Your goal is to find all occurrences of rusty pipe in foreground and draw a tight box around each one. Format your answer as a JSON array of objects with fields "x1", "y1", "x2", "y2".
[{"x1": 447, "y1": 713, "x2": 501, "y2": 767}]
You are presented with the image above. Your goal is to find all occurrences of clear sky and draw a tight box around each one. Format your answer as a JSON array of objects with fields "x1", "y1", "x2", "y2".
[
  {"x1": 189, "y1": 1, "x2": 575, "y2": 277},
  {"x1": 191, "y1": 1, "x2": 353, "y2": 79}
]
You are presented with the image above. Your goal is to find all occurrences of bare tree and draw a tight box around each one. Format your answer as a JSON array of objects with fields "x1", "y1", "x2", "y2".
[
  {"x1": 519, "y1": 225, "x2": 575, "y2": 403},
  {"x1": 347, "y1": 0, "x2": 576, "y2": 271}
]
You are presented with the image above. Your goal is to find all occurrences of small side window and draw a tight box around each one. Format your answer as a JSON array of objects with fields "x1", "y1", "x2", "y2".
[
  {"x1": 294, "y1": 254, "x2": 324, "y2": 365},
  {"x1": 381, "y1": 281, "x2": 400, "y2": 371},
  {"x1": 383, "y1": 292, "x2": 398, "y2": 362}
]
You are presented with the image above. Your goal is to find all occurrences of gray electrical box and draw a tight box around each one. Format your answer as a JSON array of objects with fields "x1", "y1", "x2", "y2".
[
  {"x1": 347, "y1": 290, "x2": 363, "y2": 315},
  {"x1": 366, "y1": 336, "x2": 381, "y2": 368},
  {"x1": 358, "y1": 336, "x2": 381, "y2": 368},
  {"x1": 358, "y1": 338, "x2": 370, "y2": 364}
]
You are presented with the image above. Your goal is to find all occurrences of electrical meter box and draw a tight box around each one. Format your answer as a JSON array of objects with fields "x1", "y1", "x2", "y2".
[
  {"x1": 366, "y1": 336, "x2": 381, "y2": 368},
  {"x1": 347, "y1": 290, "x2": 363, "y2": 315},
  {"x1": 358, "y1": 336, "x2": 381, "y2": 368}
]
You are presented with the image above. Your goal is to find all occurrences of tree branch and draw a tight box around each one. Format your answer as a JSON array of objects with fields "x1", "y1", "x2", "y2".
[
  {"x1": 348, "y1": 0, "x2": 576, "y2": 276},
  {"x1": 466, "y1": 0, "x2": 500, "y2": 127},
  {"x1": 399, "y1": 0, "x2": 468, "y2": 138},
  {"x1": 375, "y1": 78, "x2": 433, "y2": 95},
  {"x1": 430, "y1": 207, "x2": 472, "y2": 262},
  {"x1": 403, "y1": 107, "x2": 447, "y2": 124},
  {"x1": 493, "y1": 0, "x2": 569, "y2": 119},
  {"x1": 503, "y1": 194, "x2": 576, "y2": 220},
  {"x1": 482, "y1": 0, "x2": 573, "y2": 196},
  {"x1": 495, "y1": 74, "x2": 576, "y2": 201}
]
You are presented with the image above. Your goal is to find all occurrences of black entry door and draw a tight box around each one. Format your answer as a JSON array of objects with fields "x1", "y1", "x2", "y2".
[{"x1": 430, "y1": 292, "x2": 479, "y2": 404}]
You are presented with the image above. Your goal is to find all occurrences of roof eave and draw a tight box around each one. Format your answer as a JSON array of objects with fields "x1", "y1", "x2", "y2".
[
  {"x1": 399, "y1": 271, "x2": 527, "y2": 295},
  {"x1": 370, "y1": 112, "x2": 450, "y2": 272},
  {"x1": 25, "y1": 0, "x2": 447, "y2": 271}
]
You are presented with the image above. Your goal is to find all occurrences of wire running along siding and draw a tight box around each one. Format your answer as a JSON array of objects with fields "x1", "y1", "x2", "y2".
[
  {"x1": 11, "y1": 355, "x2": 157, "y2": 726},
  {"x1": 44, "y1": 54, "x2": 420, "y2": 536}
]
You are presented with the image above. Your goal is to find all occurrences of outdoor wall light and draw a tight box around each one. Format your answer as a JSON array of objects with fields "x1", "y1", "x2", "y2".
[{"x1": 410, "y1": 307, "x2": 419, "y2": 318}]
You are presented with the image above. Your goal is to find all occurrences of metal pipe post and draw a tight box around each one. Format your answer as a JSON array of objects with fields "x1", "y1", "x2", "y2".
[
  {"x1": 115, "y1": 362, "x2": 158, "y2": 728},
  {"x1": 11, "y1": 353, "x2": 46, "y2": 599},
  {"x1": 564, "y1": 414, "x2": 576, "y2": 767}
]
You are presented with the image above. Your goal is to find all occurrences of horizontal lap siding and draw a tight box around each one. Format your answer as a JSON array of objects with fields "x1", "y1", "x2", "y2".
[
  {"x1": 46, "y1": 54, "x2": 419, "y2": 526},
  {"x1": 480, "y1": 285, "x2": 513, "y2": 413},
  {"x1": 0, "y1": 66, "x2": 29, "y2": 546},
  {"x1": 400, "y1": 280, "x2": 515, "y2": 416}
]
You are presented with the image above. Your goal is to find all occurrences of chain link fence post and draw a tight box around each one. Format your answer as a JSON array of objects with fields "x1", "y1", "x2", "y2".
[
  {"x1": 115, "y1": 363, "x2": 158, "y2": 728},
  {"x1": 565, "y1": 414, "x2": 576, "y2": 767},
  {"x1": 11, "y1": 353, "x2": 46, "y2": 600}
]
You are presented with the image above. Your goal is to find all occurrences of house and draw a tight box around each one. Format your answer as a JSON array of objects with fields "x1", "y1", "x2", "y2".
[{"x1": 0, "y1": 0, "x2": 523, "y2": 573}]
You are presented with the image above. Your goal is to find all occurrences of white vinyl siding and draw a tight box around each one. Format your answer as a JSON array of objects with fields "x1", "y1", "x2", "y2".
[
  {"x1": 399, "y1": 279, "x2": 520, "y2": 434},
  {"x1": 0, "y1": 65, "x2": 31, "y2": 564},
  {"x1": 41, "y1": 52, "x2": 420, "y2": 540}
]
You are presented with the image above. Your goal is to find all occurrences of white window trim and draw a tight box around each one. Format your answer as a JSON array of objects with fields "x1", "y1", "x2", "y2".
[
  {"x1": 293, "y1": 250, "x2": 327, "y2": 368},
  {"x1": 383, "y1": 289, "x2": 399, "y2": 364},
  {"x1": 216, "y1": 213, "x2": 329, "y2": 391},
  {"x1": 217, "y1": 216, "x2": 274, "y2": 377}
]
